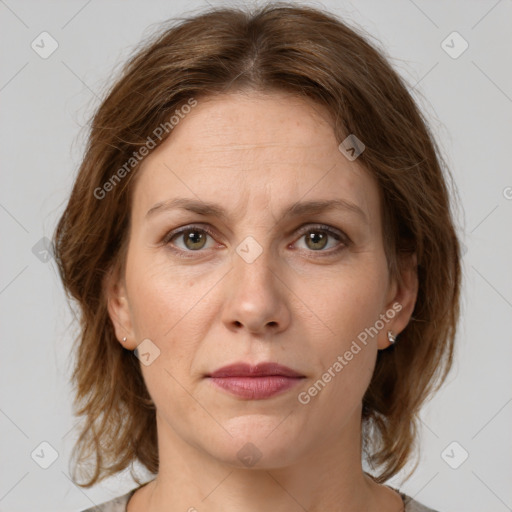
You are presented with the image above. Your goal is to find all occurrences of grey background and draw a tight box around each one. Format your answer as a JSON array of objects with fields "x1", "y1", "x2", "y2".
[{"x1": 1, "y1": 1, "x2": 511, "y2": 511}]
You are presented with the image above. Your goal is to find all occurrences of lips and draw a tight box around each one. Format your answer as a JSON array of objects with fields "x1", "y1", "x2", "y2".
[
  {"x1": 207, "y1": 362, "x2": 305, "y2": 379},
  {"x1": 206, "y1": 362, "x2": 305, "y2": 400}
]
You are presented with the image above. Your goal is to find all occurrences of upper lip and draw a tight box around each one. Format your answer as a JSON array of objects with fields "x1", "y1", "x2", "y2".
[{"x1": 207, "y1": 362, "x2": 305, "y2": 378}]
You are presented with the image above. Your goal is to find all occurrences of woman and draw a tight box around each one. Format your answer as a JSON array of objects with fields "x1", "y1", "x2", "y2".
[{"x1": 53, "y1": 3, "x2": 460, "y2": 511}]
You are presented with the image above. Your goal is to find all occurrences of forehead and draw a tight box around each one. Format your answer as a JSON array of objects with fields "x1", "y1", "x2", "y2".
[{"x1": 131, "y1": 91, "x2": 380, "y2": 226}]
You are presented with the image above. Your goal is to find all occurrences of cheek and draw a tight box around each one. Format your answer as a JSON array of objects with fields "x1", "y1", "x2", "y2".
[
  {"x1": 129, "y1": 275, "x2": 178, "y2": 338},
  {"x1": 124, "y1": 260, "x2": 209, "y2": 414},
  {"x1": 125, "y1": 247, "x2": 207, "y2": 338},
  {"x1": 298, "y1": 259, "x2": 389, "y2": 342},
  {"x1": 294, "y1": 260, "x2": 387, "y2": 399},
  {"x1": 124, "y1": 253, "x2": 222, "y2": 380}
]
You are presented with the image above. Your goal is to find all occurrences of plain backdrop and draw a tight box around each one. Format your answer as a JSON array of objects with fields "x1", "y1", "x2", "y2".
[{"x1": 1, "y1": 1, "x2": 511, "y2": 511}]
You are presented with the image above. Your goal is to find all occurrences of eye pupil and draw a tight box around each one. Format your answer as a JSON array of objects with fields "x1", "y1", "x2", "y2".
[
  {"x1": 184, "y1": 230, "x2": 206, "y2": 250},
  {"x1": 306, "y1": 231, "x2": 328, "y2": 250}
]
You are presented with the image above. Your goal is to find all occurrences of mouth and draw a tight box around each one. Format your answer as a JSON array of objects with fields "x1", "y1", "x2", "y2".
[{"x1": 205, "y1": 362, "x2": 306, "y2": 400}]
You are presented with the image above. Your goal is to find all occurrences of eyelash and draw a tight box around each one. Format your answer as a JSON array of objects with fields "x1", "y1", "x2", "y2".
[{"x1": 161, "y1": 223, "x2": 350, "y2": 259}]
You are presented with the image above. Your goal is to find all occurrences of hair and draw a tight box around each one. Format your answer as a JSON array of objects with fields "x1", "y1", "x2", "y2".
[{"x1": 53, "y1": 1, "x2": 461, "y2": 488}]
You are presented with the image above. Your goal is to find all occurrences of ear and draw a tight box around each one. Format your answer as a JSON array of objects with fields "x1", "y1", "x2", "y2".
[
  {"x1": 104, "y1": 266, "x2": 138, "y2": 350},
  {"x1": 377, "y1": 252, "x2": 418, "y2": 350}
]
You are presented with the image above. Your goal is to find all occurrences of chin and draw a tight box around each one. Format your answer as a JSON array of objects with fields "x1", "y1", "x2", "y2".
[{"x1": 204, "y1": 417, "x2": 306, "y2": 469}]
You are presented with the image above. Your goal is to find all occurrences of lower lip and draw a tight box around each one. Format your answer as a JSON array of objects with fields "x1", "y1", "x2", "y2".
[{"x1": 208, "y1": 376, "x2": 303, "y2": 399}]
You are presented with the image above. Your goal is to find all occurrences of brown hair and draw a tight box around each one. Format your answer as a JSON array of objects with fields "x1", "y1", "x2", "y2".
[{"x1": 53, "y1": 2, "x2": 461, "y2": 487}]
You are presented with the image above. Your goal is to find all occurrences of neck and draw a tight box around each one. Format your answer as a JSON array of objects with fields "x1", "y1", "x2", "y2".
[{"x1": 134, "y1": 407, "x2": 388, "y2": 512}]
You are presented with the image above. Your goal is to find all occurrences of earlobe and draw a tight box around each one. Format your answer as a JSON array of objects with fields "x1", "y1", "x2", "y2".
[
  {"x1": 378, "y1": 253, "x2": 419, "y2": 350},
  {"x1": 104, "y1": 269, "x2": 137, "y2": 350}
]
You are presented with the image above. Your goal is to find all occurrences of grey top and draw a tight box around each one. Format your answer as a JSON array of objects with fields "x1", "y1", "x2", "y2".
[{"x1": 81, "y1": 485, "x2": 439, "y2": 511}]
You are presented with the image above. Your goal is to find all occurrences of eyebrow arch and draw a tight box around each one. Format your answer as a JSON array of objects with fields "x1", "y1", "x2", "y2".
[{"x1": 145, "y1": 197, "x2": 367, "y2": 222}]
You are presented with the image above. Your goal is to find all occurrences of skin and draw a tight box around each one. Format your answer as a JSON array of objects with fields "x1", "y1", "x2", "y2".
[{"x1": 107, "y1": 90, "x2": 418, "y2": 512}]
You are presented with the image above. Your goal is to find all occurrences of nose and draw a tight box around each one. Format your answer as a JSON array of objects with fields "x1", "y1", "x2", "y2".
[{"x1": 221, "y1": 244, "x2": 291, "y2": 336}]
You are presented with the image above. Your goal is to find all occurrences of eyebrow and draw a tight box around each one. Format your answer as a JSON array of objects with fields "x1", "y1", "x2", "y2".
[{"x1": 146, "y1": 197, "x2": 367, "y2": 223}]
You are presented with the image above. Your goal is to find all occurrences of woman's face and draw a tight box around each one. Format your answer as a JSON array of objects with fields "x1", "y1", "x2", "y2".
[{"x1": 108, "y1": 91, "x2": 416, "y2": 469}]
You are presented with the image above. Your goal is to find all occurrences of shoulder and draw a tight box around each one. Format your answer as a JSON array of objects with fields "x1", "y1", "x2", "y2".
[
  {"x1": 402, "y1": 492, "x2": 440, "y2": 512},
  {"x1": 78, "y1": 486, "x2": 439, "y2": 512},
  {"x1": 79, "y1": 488, "x2": 137, "y2": 512}
]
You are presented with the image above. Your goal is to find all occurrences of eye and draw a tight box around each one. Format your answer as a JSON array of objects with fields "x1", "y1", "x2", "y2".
[
  {"x1": 162, "y1": 223, "x2": 349, "y2": 258},
  {"x1": 162, "y1": 225, "x2": 218, "y2": 255},
  {"x1": 293, "y1": 224, "x2": 349, "y2": 254}
]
